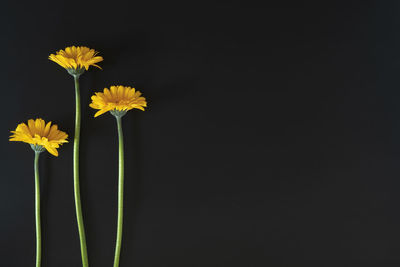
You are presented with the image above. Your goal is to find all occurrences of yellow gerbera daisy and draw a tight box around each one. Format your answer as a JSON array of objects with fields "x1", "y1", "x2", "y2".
[
  {"x1": 49, "y1": 46, "x2": 103, "y2": 74},
  {"x1": 89, "y1": 85, "x2": 147, "y2": 117},
  {"x1": 10, "y1": 118, "x2": 68, "y2": 156}
]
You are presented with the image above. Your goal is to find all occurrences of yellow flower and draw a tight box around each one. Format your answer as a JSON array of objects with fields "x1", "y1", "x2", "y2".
[
  {"x1": 10, "y1": 118, "x2": 68, "y2": 156},
  {"x1": 49, "y1": 46, "x2": 103, "y2": 72},
  {"x1": 89, "y1": 85, "x2": 147, "y2": 117}
]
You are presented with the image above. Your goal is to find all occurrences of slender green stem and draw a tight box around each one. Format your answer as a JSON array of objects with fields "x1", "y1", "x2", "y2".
[
  {"x1": 73, "y1": 75, "x2": 89, "y2": 267},
  {"x1": 34, "y1": 151, "x2": 41, "y2": 267},
  {"x1": 113, "y1": 116, "x2": 125, "y2": 267}
]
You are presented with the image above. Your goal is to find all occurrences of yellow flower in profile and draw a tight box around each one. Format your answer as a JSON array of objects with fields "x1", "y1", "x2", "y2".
[
  {"x1": 89, "y1": 85, "x2": 147, "y2": 117},
  {"x1": 10, "y1": 118, "x2": 68, "y2": 156},
  {"x1": 49, "y1": 46, "x2": 103, "y2": 74},
  {"x1": 91, "y1": 86, "x2": 147, "y2": 266}
]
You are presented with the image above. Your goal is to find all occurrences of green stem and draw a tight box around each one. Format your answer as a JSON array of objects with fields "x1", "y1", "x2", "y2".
[
  {"x1": 34, "y1": 151, "x2": 41, "y2": 267},
  {"x1": 73, "y1": 75, "x2": 89, "y2": 267},
  {"x1": 113, "y1": 116, "x2": 125, "y2": 267}
]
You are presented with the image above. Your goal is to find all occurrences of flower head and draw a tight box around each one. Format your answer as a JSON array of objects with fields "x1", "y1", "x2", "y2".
[
  {"x1": 10, "y1": 118, "x2": 68, "y2": 156},
  {"x1": 89, "y1": 85, "x2": 147, "y2": 117},
  {"x1": 49, "y1": 46, "x2": 103, "y2": 75}
]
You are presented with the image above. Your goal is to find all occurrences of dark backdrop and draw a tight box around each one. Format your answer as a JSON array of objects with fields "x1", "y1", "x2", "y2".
[{"x1": 0, "y1": 0, "x2": 398, "y2": 266}]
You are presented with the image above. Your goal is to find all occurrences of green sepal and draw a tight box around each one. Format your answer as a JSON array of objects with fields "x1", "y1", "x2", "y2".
[{"x1": 30, "y1": 144, "x2": 45, "y2": 153}]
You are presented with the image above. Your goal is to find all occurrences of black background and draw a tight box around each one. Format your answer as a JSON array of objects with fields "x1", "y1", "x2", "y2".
[{"x1": 1, "y1": 0, "x2": 398, "y2": 266}]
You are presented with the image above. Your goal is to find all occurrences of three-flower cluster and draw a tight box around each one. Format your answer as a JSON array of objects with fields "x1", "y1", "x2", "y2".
[{"x1": 9, "y1": 46, "x2": 147, "y2": 267}]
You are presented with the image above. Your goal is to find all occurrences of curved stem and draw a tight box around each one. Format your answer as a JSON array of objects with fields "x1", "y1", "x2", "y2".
[
  {"x1": 73, "y1": 75, "x2": 89, "y2": 267},
  {"x1": 113, "y1": 116, "x2": 125, "y2": 267},
  {"x1": 34, "y1": 151, "x2": 41, "y2": 267}
]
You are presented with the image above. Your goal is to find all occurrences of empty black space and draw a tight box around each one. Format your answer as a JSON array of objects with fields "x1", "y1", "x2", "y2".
[{"x1": 0, "y1": 0, "x2": 398, "y2": 266}]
